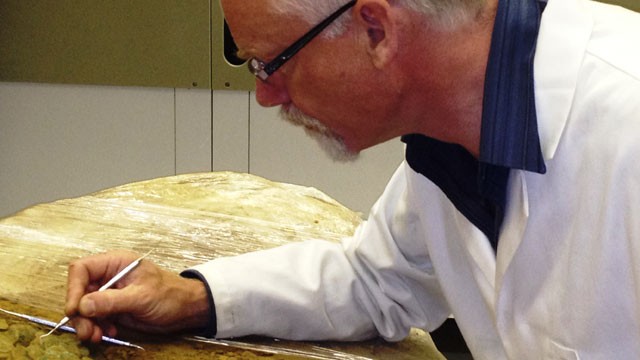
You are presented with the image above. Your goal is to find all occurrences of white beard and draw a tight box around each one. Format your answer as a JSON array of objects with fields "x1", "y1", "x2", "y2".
[{"x1": 279, "y1": 106, "x2": 359, "y2": 162}]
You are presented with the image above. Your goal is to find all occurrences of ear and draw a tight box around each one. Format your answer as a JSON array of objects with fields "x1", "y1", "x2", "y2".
[{"x1": 354, "y1": 0, "x2": 398, "y2": 69}]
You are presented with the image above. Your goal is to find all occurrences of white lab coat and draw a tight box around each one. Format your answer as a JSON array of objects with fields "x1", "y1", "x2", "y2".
[{"x1": 190, "y1": 0, "x2": 640, "y2": 358}]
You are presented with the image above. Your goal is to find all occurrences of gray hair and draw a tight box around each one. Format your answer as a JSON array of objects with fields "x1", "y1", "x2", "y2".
[{"x1": 270, "y1": 0, "x2": 486, "y2": 36}]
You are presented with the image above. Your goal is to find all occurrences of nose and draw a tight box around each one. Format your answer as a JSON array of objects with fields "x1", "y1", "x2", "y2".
[{"x1": 254, "y1": 76, "x2": 291, "y2": 107}]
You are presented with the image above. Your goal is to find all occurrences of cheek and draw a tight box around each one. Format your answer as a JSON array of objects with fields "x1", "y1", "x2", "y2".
[
  {"x1": 289, "y1": 61, "x2": 363, "y2": 109},
  {"x1": 286, "y1": 69, "x2": 339, "y2": 114},
  {"x1": 285, "y1": 50, "x2": 389, "y2": 138},
  {"x1": 290, "y1": 65, "x2": 376, "y2": 118}
]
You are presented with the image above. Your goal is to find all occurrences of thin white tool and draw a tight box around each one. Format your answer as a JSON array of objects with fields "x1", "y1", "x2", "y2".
[
  {"x1": 0, "y1": 307, "x2": 144, "y2": 350},
  {"x1": 40, "y1": 249, "x2": 153, "y2": 339}
]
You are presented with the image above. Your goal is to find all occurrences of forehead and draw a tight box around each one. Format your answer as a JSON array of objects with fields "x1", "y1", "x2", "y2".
[
  {"x1": 220, "y1": 0, "x2": 308, "y2": 56},
  {"x1": 221, "y1": 0, "x2": 273, "y2": 31}
]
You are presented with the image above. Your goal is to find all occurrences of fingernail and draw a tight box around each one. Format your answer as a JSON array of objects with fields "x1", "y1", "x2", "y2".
[{"x1": 79, "y1": 298, "x2": 96, "y2": 317}]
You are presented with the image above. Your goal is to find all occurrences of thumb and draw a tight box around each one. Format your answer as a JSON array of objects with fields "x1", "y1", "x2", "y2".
[{"x1": 79, "y1": 288, "x2": 136, "y2": 318}]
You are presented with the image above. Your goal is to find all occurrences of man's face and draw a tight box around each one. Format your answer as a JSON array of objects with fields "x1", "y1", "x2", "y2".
[{"x1": 221, "y1": 0, "x2": 402, "y2": 158}]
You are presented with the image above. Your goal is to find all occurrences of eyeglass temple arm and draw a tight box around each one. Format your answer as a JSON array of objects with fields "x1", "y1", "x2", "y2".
[{"x1": 264, "y1": 0, "x2": 357, "y2": 76}]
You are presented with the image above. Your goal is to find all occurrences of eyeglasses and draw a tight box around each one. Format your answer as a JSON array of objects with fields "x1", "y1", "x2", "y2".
[{"x1": 248, "y1": 0, "x2": 357, "y2": 81}]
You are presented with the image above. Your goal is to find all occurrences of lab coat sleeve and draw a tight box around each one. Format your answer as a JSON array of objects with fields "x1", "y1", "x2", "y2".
[{"x1": 187, "y1": 162, "x2": 451, "y2": 341}]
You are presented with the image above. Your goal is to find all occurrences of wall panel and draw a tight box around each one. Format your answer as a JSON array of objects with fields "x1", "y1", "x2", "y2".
[{"x1": 0, "y1": 0, "x2": 211, "y2": 89}]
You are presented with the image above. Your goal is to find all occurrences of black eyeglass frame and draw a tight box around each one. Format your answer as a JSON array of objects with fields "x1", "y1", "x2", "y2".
[{"x1": 248, "y1": 0, "x2": 357, "y2": 81}]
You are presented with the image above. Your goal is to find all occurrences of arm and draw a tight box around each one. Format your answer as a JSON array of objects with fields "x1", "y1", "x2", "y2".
[{"x1": 193, "y1": 163, "x2": 451, "y2": 341}]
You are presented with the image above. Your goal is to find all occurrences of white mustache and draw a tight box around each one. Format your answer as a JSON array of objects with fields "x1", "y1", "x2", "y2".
[{"x1": 279, "y1": 106, "x2": 358, "y2": 162}]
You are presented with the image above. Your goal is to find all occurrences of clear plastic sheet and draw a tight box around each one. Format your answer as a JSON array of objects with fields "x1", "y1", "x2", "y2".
[{"x1": 0, "y1": 172, "x2": 444, "y2": 359}]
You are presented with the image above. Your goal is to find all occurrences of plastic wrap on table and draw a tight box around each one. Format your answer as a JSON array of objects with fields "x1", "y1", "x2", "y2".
[
  {"x1": 0, "y1": 172, "x2": 445, "y2": 359},
  {"x1": 0, "y1": 172, "x2": 363, "y2": 311}
]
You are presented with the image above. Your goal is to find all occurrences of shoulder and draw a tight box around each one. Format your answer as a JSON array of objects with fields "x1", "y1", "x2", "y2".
[{"x1": 585, "y1": 0, "x2": 640, "y2": 80}]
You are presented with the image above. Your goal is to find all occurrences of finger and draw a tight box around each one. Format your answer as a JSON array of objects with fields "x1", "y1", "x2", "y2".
[
  {"x1": 105, "y1": 322, "x2": 118, "y2": 338},
  {"x1": 95, "y1": 318, "x2": 118, "y2": 338},
  {"x1": 90, "y1": 325, "x2": 105, "y2": 344},
  {"x1": 66, "y1": 259, "x2": 93, "y2": 316},
  {"x1": 72, "y1": 316, "x2": 98, "y2": 342}
]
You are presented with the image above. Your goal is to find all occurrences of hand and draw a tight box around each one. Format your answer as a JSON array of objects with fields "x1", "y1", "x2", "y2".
[{"x1": 65, "y1": 250, "x2": 211, "y2": 343}]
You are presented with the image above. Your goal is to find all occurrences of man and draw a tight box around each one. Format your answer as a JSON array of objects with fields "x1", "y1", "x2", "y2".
[{"x1": 65, "y1": 0, "x2": 640, "y2": 358}]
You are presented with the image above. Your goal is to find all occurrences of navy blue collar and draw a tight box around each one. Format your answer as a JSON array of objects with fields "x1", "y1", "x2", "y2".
[{"x1": 480, "y1": 0, "x2": 546, "y2": 174}]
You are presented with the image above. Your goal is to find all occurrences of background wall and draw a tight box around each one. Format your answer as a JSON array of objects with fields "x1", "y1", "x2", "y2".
[{"x1": 0, "y1": 82, "x2": 404, "y2": 218}]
